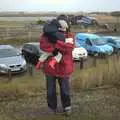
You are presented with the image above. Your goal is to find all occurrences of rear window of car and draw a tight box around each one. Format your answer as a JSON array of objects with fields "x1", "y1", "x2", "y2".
[
  {"x1": 23, "y1": 44, "x2": 40, "y2": 55},
  {"x1": 23, "y1": 44, "x2": 32, "y2": 50}
]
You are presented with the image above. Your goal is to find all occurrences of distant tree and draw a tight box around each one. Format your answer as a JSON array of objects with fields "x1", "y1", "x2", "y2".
[
  {"x1": 111, "y1": 11, "x2": 120, "y2": 17},
  {"x1": 36, "y1": 19, "x2": 45, "y2": 25}
]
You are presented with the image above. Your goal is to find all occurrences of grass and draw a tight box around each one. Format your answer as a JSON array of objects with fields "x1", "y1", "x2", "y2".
[
  {"x1": 0, "y1": 70, "x2": 45, "y2": 99},
  {"x1": 72, "y1": 55, "x2": 120, "y2": 90},
  {"x1": 0, "y1": 21, "x2": 33, "y2": 27},
  {"x1": 0, "y1": 36, "x2": 40, "y2": 45},
  {"x1": 0, "y1": 55, "x2": 120, "y2": 99},
  {"x1": 0, "y1": 16, "x2": 119, "y2": 45},
  {"x1": 0, "y1": 20, "x2": 41, "y2": 45},
  {"x1": 0, "y1": 64, "x2": 120, "y2": 120}
]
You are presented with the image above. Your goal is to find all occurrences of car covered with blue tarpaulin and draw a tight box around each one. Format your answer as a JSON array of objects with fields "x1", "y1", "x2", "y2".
[
  {"x1": 75, "y1": 33, "x2": 113, "y2": 56},
  {"x1": 103, "y1": 36, "x2": 120, "y2": 53}
]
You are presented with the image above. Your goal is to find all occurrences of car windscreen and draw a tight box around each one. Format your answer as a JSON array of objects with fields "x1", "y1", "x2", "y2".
[
  {"x1": 0, "y1": 48, "x2": 18, "y2": 58},
  {"x1": 91, "y1": 37, "x2": 106, "y2": 46},
  {"x1": 114, "y1": 39, "x2": 120, "y2": 44}
]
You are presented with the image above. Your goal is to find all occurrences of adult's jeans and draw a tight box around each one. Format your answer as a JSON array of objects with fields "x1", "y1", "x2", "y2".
[{"x1": 46, "y1": 75, "x2": 71, "y2": 110}]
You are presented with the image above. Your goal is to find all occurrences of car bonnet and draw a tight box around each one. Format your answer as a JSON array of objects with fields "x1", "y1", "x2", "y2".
[
  {"x1": 94, "y1": 44, "x2": 113, "y2": 53},
  {"x1": 0, "y1": 55, "x2": 25, "y2": 66}
]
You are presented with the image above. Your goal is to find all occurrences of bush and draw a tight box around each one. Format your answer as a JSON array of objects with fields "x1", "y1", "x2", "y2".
[{"x1": 36, "y1": 19, "x2": 45, "y2": 25}]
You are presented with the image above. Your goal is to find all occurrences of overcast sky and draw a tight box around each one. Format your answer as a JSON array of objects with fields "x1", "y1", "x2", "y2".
[{"x1": 0, "y1": 0, "x2": 119, "y2": 12}]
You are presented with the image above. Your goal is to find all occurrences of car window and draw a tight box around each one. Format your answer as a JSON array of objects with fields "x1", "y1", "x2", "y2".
[
  {"x1": 23, "y1": 44, "x2": 40, "y2": 55},
  {"x1": 108, "y1": 39, "x2": 116, "y2": 44},
  {"x1": 86, "y1": 38, "x2": 92, "y2": 45},
  {"x1": 76, "y1": 37, "x2": 84, "y2": 41},
  {"x1": 32, "y1": 45, "x2": 40, "y2": 55},
  {"x1": 115, "y1": 39, "x2": 120, "y2": 44},
  {"x1": 91, "y1": 37, "x2": 106, "y2": 45},
  {"x1": 23, "y1": 44, "x2": 32, "y2": 50},
  {"x1": 0, "y1": 48, "x2": 18, "y2": 58}
]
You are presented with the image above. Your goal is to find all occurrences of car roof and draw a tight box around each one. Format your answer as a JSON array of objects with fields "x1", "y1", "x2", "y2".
[
  {"x1": 75, "y1": 33, "x2": 100, "y2": 40},
  {"x1": 0, "y1": 45, "x2": 14, "y2": 50},
  {"x1": 24, "y1": 42, "x2": 39, "y2": 46},
  {"x1": 23, "y1": 42, "x2": 43, "y2": 52},
  {"x1": 103, "y1": 36, "x2": 120, "y2": 40}
]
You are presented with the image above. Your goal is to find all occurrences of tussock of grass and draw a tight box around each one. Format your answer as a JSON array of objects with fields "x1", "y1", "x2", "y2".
[
  {"x1": 0, "y1": 70, "x2": 46, "y2": 101},
  {"x1": 72, "y1": 55, "x2": 120, "y2": 91}
]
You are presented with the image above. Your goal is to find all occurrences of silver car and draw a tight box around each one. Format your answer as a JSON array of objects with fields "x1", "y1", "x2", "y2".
[{"x1": 0, "y1": 45, "x2": 27, "y2": 74}]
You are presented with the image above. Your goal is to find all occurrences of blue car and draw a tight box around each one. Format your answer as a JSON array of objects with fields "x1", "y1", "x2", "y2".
[
  {"x1": 103, "y1": 36, "x2": 120, "y2": 53},
  {"x1": 75, "y1": 33, "x2": 113, "y2": 56}
]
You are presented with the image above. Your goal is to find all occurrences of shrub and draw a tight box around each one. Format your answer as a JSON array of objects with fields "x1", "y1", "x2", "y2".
[{"x1": 36, "y1": 19, "x2": 45, "y2": 25}]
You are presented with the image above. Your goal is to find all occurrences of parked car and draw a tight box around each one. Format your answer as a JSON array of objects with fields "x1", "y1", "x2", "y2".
[
  {"x1": 76, "y1": 16, "x2": 98, "y2": 25},
  {"x1": 103, "y1": 36, "x2": 120, "y2": 53},
  {"x1": 75, "y1": 33, "x2": 113, "y2": 56},
  {"x1": 72, "y1": 47, "x2": 88, "y2": 60},
  {"x1": 0, "y1": 45, "x2": 27, "y2": 74},
  {"x1": 22, "y1": 42, "x2": 87, "y2": 63},
  {"x1": 22, "y1": 42, "x2": 43, "y2": 65}
]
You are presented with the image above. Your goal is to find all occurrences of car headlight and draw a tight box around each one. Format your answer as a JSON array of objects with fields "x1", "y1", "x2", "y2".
[
  {"x1": 93, "y1": 52, "x2": 99, "y2": 56},
  {"x1": 21, "y1": 60, "x2": 27, "y2": 69},
  {"x1": 0, "y1": 64, "x2": 9, "y2": 73},
  {"x1": 23, "y1": 60, "x2": 26, "y2": 66}
]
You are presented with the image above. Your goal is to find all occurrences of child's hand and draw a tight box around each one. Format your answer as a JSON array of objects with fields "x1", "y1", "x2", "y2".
[
  {"x1": 65, "y1": 38, "x2": 73, "y2": 44},
  {"x1": 35, "y1": 61, "x2": 43, "y2": 70},
  {"x1": 48, "y1": 57, "x2": 57, "y2": 69}
]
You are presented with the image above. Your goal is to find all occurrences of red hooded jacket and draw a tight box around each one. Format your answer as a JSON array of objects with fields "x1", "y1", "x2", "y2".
[{"x1": 40, "y1": 32, "x2": 74, "y2": 77}]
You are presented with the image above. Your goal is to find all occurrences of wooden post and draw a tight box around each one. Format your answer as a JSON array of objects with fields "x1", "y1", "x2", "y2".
[
  {"x1": 3, "y1": 28, "x2": 6, "y2": 44},
  {"x1": 28, "y1": 24, "x2": 32, "y2": 42},
  {"x1": 105, "y1": 55, "x2": 109, "y2": 64},
  {"x1": 93, "y1": 56, "x2": 97, "y2": 67},
  {"x1": 8, "y1": 69, "x2": 12, "y2": 81},
  {"x1": 28, "y1": 64, "x2": 33, "y2": 76},
  {"x1": 80, "y1": 57, "x2": 84, "y2": 69},
  {"x1": 6, "y1": 27, "x2": 9, "y2": 40},
  {"x1": 116, "y1": 52, "x2": 118, "y2": 59}
]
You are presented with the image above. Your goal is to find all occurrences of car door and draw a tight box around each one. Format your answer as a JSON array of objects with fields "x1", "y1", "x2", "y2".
[
  {"x1": 85, "y1": 38, "x2": 93, "y2": 53},
  {"x1": 108, "y1": 39, "x2": 116, "y2": 48}
]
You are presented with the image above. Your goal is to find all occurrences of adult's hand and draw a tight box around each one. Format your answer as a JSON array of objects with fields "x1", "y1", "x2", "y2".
[{"x1": 52, "y1": 48, "x2": 59, "y2": 56}]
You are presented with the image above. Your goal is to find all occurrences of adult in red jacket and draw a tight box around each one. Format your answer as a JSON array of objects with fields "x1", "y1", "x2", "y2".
[
  {"x1": 40, "y1": 16, "x2": 74, "y2": 115},
  {"x1": 40, "y1": 33, "x2": 74, "y2": 77}
]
